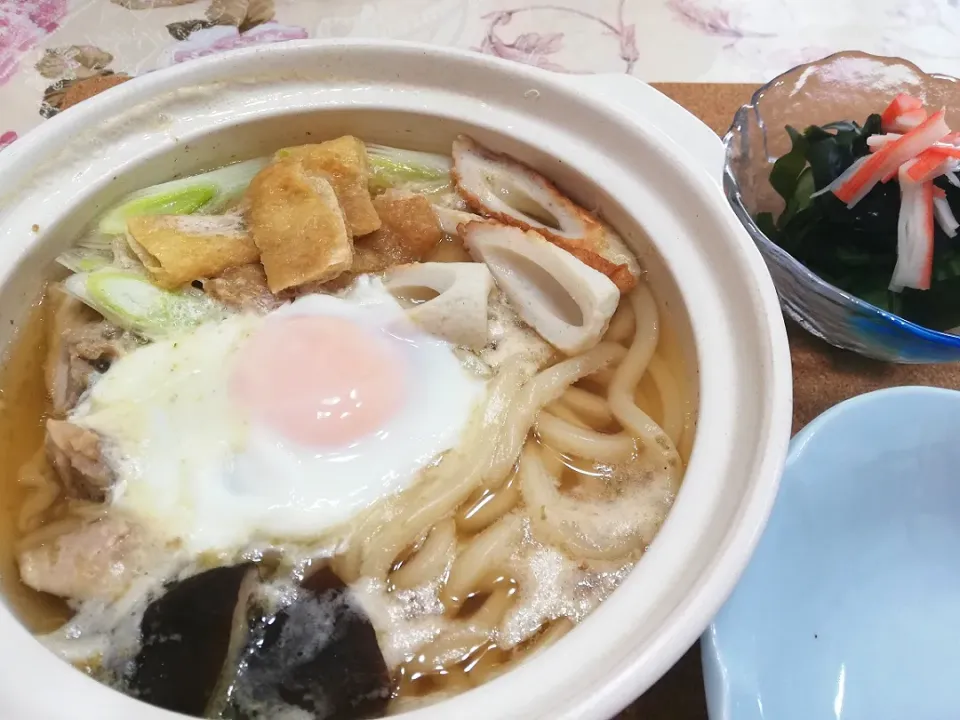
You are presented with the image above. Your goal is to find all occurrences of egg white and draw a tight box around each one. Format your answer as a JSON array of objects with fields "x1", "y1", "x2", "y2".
[{"x1": 71, "y1": 278, "x2": 487, "y2": 553}]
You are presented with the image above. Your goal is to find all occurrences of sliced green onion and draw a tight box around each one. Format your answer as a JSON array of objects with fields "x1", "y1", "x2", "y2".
[
  {"x1": 56, "y1": 247, "x2": 113, "y2": 274},
  {"x1": 366, "y1": 143, "x2": 453, "y2": 195},
  {"x1": 63, "y1": 270, "x2": 225, "y2": 339},
  {"x1": 76, "y1": 231, "x2": 113, "y2": 251},
  {"x1": 97, "y1": 157, "x2": 268, "y2": 235}
]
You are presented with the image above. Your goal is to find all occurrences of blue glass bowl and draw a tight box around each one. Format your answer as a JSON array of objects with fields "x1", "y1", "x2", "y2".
[{"x1": 724, "y1": 51, "x2": 960, "y2": 363}]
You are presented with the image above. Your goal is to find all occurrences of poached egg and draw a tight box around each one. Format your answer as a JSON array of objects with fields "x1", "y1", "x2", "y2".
[{"x1": 71, "y1": 277, "x2": 486, "y2": 553}]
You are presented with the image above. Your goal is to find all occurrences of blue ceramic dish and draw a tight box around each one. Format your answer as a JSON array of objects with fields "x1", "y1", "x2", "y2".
[
  {"x1": 724, "y1": 51, "x2": 960, "y2": 363},
  {"x1": 702, "y1": 386, "x2": 960, "y2": 719}
]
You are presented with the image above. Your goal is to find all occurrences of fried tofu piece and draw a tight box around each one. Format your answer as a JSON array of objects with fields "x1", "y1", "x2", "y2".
[
  {"x1": 201, "y1": 263, "x2": 286, "y2": 313},
  {"x1": 244, "y1": 160, "x2": 353, "y2": 293},
  {"x1": 126, "y1": 214, "x2": 260, "y2": 288},
  {"x1": 352, "y1": 191, "x2": 444, "y2": 274},
  {"x1": 278, "y1": 136, "x2": 381, "y2": 237}
]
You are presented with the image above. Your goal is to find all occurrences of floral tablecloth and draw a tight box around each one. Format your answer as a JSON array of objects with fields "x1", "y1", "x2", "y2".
[
  {"x1": 0, "y1": 3, "x2": 957, "y2": 718},
  {"x1": 2, "y1": 0, "x2": 960, "y2": 151}
]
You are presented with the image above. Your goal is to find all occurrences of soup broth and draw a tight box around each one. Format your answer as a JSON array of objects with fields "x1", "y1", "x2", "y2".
[
  {"x1": 0, "y1": 301, "x2": 73, "y2": 633},
  {"x1": 0, "y1": 133, "x2": 696, "y2": 719}
]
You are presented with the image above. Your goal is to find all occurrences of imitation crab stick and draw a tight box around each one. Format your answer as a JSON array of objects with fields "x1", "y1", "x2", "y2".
[
  {"x1": 886, "y1": 107, "x2": 928, "y2": 133},
  {"x1": 930, "y1": 145, "x2": 960, "y2": 160},
  {"x1": 834, "y1": 108, "x2": 950, "y2": 207},
  {"x1": 867, "y1": 133, "x2": 902, "y2": 149},
  {"x1": 881, "y1": 93, "x2": 924, "y2": 127},
  {"x1": 870, "y1": 138, "x2": 960, "y2": 191},
  {"x1": 811, "y1": 156, "x2": 870, "y2": 199},
  {"x1": 891, "y1": 165, "x2": 935, "y2": 291},
  {"x1": 935, "y1": 194, "x2": 960, "y2": 237},
  {"x1": 907, "y1": 149, "x2": 955, "y2": 183},
  {"x1": 881, "y1": 164, "x2": 901, "y2": 184},
  {"x1": 870, "y1": 135, "x2": 960, "y2": 156}
]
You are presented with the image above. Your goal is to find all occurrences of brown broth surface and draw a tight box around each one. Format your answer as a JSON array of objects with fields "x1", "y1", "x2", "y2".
[{"x1": 0, "y1": 297, "x2": 73, "y2": 633}]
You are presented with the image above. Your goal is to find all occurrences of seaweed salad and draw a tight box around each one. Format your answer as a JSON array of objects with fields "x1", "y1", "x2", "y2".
[{"x1": 759, "y1": 94, "x2": 960, "y2": 331}]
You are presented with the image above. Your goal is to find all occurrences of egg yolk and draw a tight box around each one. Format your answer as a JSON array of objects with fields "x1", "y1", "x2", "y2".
[{"x1": 229, "y1": 315, "x2": 408, "y2": 448}]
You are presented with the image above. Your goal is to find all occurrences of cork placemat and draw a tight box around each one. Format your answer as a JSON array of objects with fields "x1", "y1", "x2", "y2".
[{"x1": 613, "y1": 84, "x2": 960, "y2": 720}]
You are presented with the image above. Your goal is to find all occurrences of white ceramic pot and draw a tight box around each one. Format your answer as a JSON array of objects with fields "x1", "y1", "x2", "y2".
[{"x1": 0, "y1": 40, "x2": 791, "y2": 720}]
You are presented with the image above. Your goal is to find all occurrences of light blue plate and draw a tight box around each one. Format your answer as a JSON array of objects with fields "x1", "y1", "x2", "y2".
[{"x1": 702, "y1": 387, "x2": 960, "y2": 720}]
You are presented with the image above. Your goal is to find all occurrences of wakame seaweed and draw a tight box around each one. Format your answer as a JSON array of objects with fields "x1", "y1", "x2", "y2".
[{"x1": 758, "y1": 113, "x2": 960, "y2": 331}]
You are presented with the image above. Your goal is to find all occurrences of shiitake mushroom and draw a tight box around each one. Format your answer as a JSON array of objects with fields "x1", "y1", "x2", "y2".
[
  {"x1": 129, "y1": 563, "x2": 258, "y2": 716},
  {"x1": 128, "y1": 563, "x2": 390, "y2": 720},
  {"x1": 229, "y1": 565, "x2": 390, "y2": 720}
]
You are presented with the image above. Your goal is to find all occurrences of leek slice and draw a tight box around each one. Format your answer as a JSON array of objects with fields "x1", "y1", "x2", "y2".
[
  {"x1": 97, "y1": 158, "x2": 268, "y2": 235},
  {"x1": 63, "y1": 270, "x2": 225, "y2": 339},
  {"x1": 366, "y1": 143, "x2": 453, "y2": 195},
  {"x1": 56, "y1": 247, "x2": 112, "y2": 274}
]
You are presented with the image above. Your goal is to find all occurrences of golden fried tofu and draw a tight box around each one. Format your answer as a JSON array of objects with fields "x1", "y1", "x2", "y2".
[
  {"x1": 277, "y1": 136, "x2": 381, "y2": 237},
  {"x1": 244, "y1": 160, "x2": 353, "y2": 293},
  {"x1": 351, "y1": 191, "x2": 444, "y2": 274},
  {"x1": 126, "y1": 214, "x2": 260, "y2": 288}
]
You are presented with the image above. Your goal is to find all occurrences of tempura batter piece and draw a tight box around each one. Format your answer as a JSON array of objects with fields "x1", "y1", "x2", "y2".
[
  {"x1": 352, "y1": 191, "x2": 444, "y2": 274},
  {"x1": 126, "y1": 214, "x2": 260, "y2": 288},
  {"x1": 278, "y1": 136, "x2": 382, "y2": 237},
  {"x1": 244, "y1": 160, "x2": 353, "y2": 293}
]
